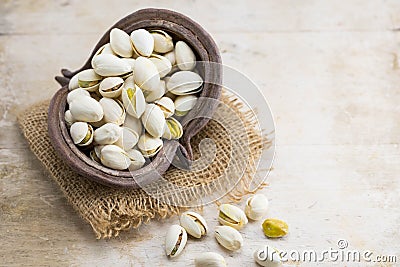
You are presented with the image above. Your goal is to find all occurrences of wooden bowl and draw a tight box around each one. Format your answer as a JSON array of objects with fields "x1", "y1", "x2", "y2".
[{"x1": 48, "y1": 8, "x2": 222, "y2": 188}]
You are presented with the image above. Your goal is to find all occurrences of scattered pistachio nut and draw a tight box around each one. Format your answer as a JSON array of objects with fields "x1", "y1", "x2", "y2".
[
  {"x1": 68, "y1": 73, "x2": 80, "y2": 90},
  {"x1": 130, "y1": 29, "x2": 154, "y2": 57},
  {"x1": 245, "y1": 194, "x2": 269, "y2": 221},
  {"x1": 92, "y1": 54, "x2": 132, "y2": 77},
  {"x1": 214, "y1": 225, "x2": 243, "y2": 251},
  {"x1": 254, "y1": 245, "x2": 283, "y2": 267},
  {"x1": 174, "y1": 95, "x2": 198, "y2": 116},
  {"x1": 150, "y1": 54, "x2": 172, "y2": 78},
  {"x1": 162, "y1": 117, "x2": 183, "y2": 140},
  {"x1": 151, "y1": 30, "x2": 174, "y2": 53},
  {"x1": 141, "y1": 103, "x2": 166, "y2": 138},
  {"x1": 67, "y1": 88, "x2": 90, "y2": 105},
  {"x1": 194, "y1": 252, "x2": 226, "y2": 267},
  {"x1": 179, "y1": 211, "x2": 208, "y2": 238},
  {"x1": 262, "y1": 218, "x2": 288, "y2": 238},
  {"x1": 126, "y1": 148, "x2": 146, "y2": 171},
  {"x1": 99, "y1": 98, "x2": 126, "y2": 125},
  {"x1": 69, "y1": 96, "x2": 104, "y2": 122},
  {"x1": 77, "y1": 69, "x2": 102, "y2": 92},
  {"x1": 137, "y1": 133, "x2": 163, "y2": 158},
  {"x1": 99, "y1": 77, "x2": 124, "y2": 98},
  {"x1": 154, "y1": 96, "x2": 175, "y2": 118},
  {"x1": 166, "y1": 70, "x2": 203, "y2": 95},
  {"x1": 110, "y1": 28, "x2": 133, "y2": 58},
  {"x1": 93, "y1": 123, "x2": 122, "y2": 145},
  {"x1": 175, "y1": 41, "x2": 196, "y2": 71},
  {"x1": 134, "y1": 56, "x2": 160, "y2": 92},
  {"x1": 121, "y1": 76, "x2": 146, "y2": 118},
  {"x1": 218, "y1": 204, "x2": 248, "y2": 230},
  {"x1": 165, "y1": 224, "x2": 187, "y2": 258}
]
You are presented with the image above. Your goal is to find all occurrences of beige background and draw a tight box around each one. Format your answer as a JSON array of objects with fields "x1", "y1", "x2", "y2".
[{"x1": 1, "y1": 0, "x2": 400, "y2": 266}]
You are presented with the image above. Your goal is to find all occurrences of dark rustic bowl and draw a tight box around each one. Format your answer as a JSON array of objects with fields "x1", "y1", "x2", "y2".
[{"x1": 48, "y1": 8, "x2": 222, "y2": 188}]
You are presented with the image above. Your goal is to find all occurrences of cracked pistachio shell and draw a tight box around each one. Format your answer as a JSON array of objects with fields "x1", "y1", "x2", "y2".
[
  {"x1": 69, "y1": 96, "x2": 104, "y2": 122},
  {"x1": 99, "y1": 98, "x2": 126, "y2": 125},
  {"x1": 68, "y1": 73, "x2": 80, "y2": 90},
  {"x1": 166, "y1": 71, "x2": 203, "y2": 95},
  {"x1": 64, "y1": 110, "x2": 75, "y2": 127},
  {"x1": 100, "y1": 144, "x2": 131, "y2": 170},
  {"x1": 67, "y1": 88, "x2": 90, "y2": 105},
  {"x1": 194, "y1": 252, "x2": 226, "y2": 267},
  {"x1": 121, "y1": 76, "x2": 146, "y2": 118},
  {"x1": 137, "y1": 133, "x2": 163, "y2": 158},
  {"x1": 154, "y1": 97, "x2": 175, "y2": 118},
  {"x1": 93, "y1": 123, "x2": 122, "y2": 145},
  {"x1": 92, "y1": 54, "x2": 132, "y2": 77},
  {"x1": 99, "y1": 77, "x2": 124, "y2": 98},
  {"x1": 149, "y1": 54, "x2": 172, "y2": 78},
  {"x1": 262, "y1": 219, "x2": 288, "y2": 238},
  {"x1": 245, "y1": 194, "x2": 269, "y2": 221},
  {"x1": 114, "y1": 127, "x2": 139, "y2": 151},
  {"x1": 254, "y1": 246, "x2": 283, "y2": 267},
  {"x1": 126, "y1": 149, "x2": 146, "y2": 171},
  {"x1": 130, "y1": 29, "x2": 154, "y2": 57},
  {"x1": 164, "y1": 50, "x2": 176, "y2": 65},
  {"x1": 70, "y1": 122, "x2": 93, "y2": 146},
  {"x1": 123, "y1": 115, "x2": 143, "y2": 135},
  {"x1": 141, "y1": 103, "x2": 166, "y2": 138},
  {"x1": 110, "y1": 28, "x2": 133, "y2": 58},
  {"x1": 180, "y1": 211, "x2": 208, "y2": 239},
  {"x1": 162, "y1": 117, "x2": 183, "y2": 140},
  {"x1": 165, "y1": 224, "x2": 187, "y2": 258},
  {"x1": 175, "y1": 41, "x2": 196, "y2": 71},
  {"x1": 144, "y1": 80, "x2": 166, "y2": 103},
  {"x1": 90, "y1": 145, "x2": 104, "y2": 163},
  {"x1": 174, "y1": 95, "x2": 198, "y2": 116},
  {"x1": 214, "y1": 225, "x2": 243, "y2": 251},
  {"x1": 151, "y1": 30, "x2": 174, "y2": 53},
  {"x1": 133, "y1": 56, "x2": 160, "y2": 92},
  {"x1": 77, "y1": 69, "x2": 102, "y2": 92},
  {"x1": 218, "y1": 204, "x2": 248, "y2": 230}
]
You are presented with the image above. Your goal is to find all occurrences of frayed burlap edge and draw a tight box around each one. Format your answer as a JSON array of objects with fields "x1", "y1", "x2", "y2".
[{"x1": 18, "y1": 92, "x2": 273, "y2": 238}]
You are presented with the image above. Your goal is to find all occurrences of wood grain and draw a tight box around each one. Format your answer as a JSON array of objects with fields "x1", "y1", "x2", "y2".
[{"x1": 1, "y1": 1, "x2": 400, "y2": 266}]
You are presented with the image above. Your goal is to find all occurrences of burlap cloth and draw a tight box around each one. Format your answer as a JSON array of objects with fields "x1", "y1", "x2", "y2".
[{"x1": 18, "y1": 92, "x2": 271, "y2": 238}]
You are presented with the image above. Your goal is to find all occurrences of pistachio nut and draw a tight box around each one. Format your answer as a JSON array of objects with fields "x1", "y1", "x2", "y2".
[
  {"x1": 114, "y1": 127, "x2": 139, "y2": 151},
  {"x1": 214, "y1": 225, "x2": 243, "y2": 251},
  {"x1": 144, "y1": 80, "x2": 166, "y2": 103},
  {"x1": 154, "y1": 96, "x2": 175, "y2": 118},
  {"x1": 92, "y1": 54, "x2": 132, "y2": 77},
  {"x1": 164, "y1": 50, "x2": 176, "y2": 65},
  {"x1": 137, "y1": 133, "x2": 163, "y2": 158},
  {"x1": 99, "y1": 77, "x2": 124, "y2": 98},
  {"x1": 218, "y1": 204, "x2": 248, "y2": 230},
  {"x1": 179, "y1": 211, "x2": 208, "y2": 239},
  {"x1": 151, "y1": 30, "x2": 174, "y2": 53},
  {"x1": 91, "y1": 43, "x2": 117, "y2": 67},
  {"x1": 165, "y1": 224, "x2": 187, "y2": 258},
  {"x1": 262, "y1": 219, "x2": 288, "y2": 238},
  {"x1": 100, "y1": 144, "x2": 131, "y2": 170},
  {"x1": 68, "y1": 73, "x2": 80, "y2": 90},
  {"x1": 67, "y1": 88, "x2": 90, "y2": 105},
  {"x1": 130, "y1": 29, "x2": 154, "y2": 57},
  {"x1": 166, "y1": 71, "x2": 203, "y2": 95},
  {"x1": 194, "y1": 252, "x2": 226, "y2": 267},
  {"x1": 245, "y1": 194, "x2": 269, "y2": 221},
  {"x1": 133, "y1": 56, "x2": 160, "y2": 92},
  {"x1": 93, "y1": 123, "x2": 122, "y2": 145},
  {"x1": 110, "y1": 28, "x2": 133, "y2": 58},
  {"x1": 141, "y1": 103, "x2": 166, "y2": 138},
  {"x1": 69, "y1": 96, "x2": 104, "y2": 122},
  {"x1": 70, "y1": 122, "x2": 94, "y2": 146},
  {"x1": 123, "y1": 115, "x2": 143, "y2": 135},
  {"x1": 162, "y1": 117, "x2": 183, "y2": 140},
  {"x1": 64, "y1": 110, "x2": 75, "y2": 127},
  {"x1": 121, "y1": 76, "x2": 146, "y2": 118},
  {"x1": 174, "y1": 95, "x2": 198, "y2": 116},
  {"x1": 254, "y1": 245, "x2": 283, "y2": 267},
  {"x1": 175, "y1": 41, "x2": 196, "y2": 71},
  {"x1": 77, "y1": 69, "x2": 102, "y2": 92},
  {"x1": 99, "y1": 98, "x2": 126, "y2": 125},
  {"x1": 149, "y1": 54, "x2": 172, "y2": 78},
  {"x1": 126, "y1": 149, "x2": 146, "y2": 171}
]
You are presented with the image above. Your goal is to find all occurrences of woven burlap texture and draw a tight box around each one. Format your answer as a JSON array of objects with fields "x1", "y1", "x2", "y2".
[{"x1": 18, "y1": 93, "x2": 270, "y2": 239}]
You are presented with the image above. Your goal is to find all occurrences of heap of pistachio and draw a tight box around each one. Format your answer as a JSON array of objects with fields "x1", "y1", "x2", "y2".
[{"x1": 66, "y1": 28, "x2": 202, "y2": 171}]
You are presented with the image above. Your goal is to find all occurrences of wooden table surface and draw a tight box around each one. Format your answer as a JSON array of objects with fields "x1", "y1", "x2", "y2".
[{"x1": 1, "y1": 1, "x2": 400, "y2": 266}]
